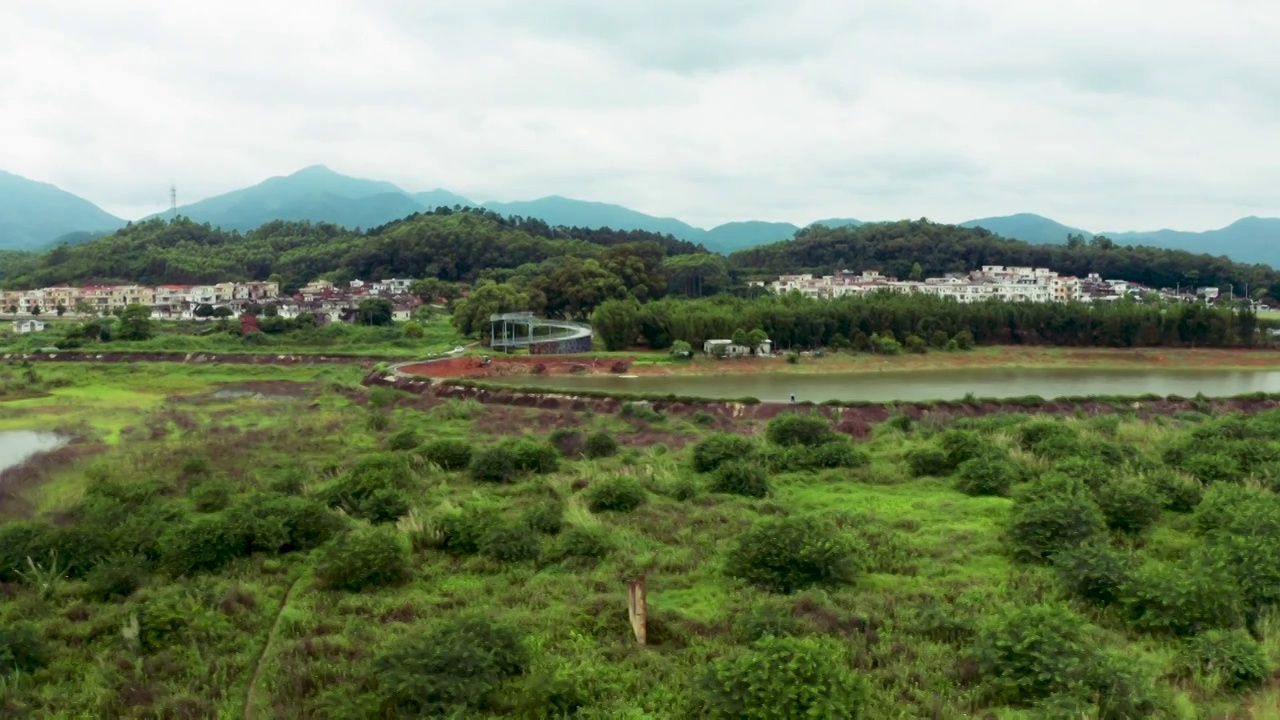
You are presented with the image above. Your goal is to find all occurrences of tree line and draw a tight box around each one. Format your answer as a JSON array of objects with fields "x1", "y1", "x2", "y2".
[{"x1": 590, "y1": 292, "x2": 1265, "y2": 352}]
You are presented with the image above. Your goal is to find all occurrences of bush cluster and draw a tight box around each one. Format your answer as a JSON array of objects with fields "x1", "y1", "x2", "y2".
[
  {"x1": 319, "y1": 453, "x2": 415, "y2": 523},
  {"x1": 698, "y1": 636, "x2": 865, "y2": 718},
  {"x1": 710, "y1": 461, "x2": 770, "y2": 498},
  {"x1": 586, "y1": 476, "x2": 647, "y2": 513},
  {"x1": 692, "y1": 434, "x2": 757, "y2": 473},
  {"x1": 725, "y1": 516, "x2": 856, "y2": 594},
  {"x1": 374, "y1": 617, "x2": 527, "y2": 715},
  {"x1": 314, "y1": 526, "x2": 413, "y2": 592},
  {"x1": 765, "y1": 413, "x2": 838, "y2": 448},
  {"x1": 583, "y1": 431, "x2": 620, "y2": 459},
  {"x1": 421, "y1": 439, "x2": 473, "y2": 471}
]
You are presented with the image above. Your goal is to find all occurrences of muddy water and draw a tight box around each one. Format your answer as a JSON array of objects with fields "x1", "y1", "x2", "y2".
[
  {"x1": 0, "y1": 431, "x2": 67, "y2": 474},
  {"x1": 483, "y1": 367, "x2": 1280, "y2": 404}
]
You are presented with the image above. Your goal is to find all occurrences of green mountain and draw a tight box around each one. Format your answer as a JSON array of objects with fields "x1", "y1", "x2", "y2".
[
  {"x1": 1105, "y1": 217, "x2": 1280, "y2": 266},
  {"x1": 959, "y1": 213, "x2": 1280, "y2": 267},
  {"x1": 0, "y1": 171, "x2": 125, "y2": 250},
  {"x1": 701, "y1": 221, "x2": 800, "y2": 253},
  {"x1": 482, "y1": 196, "x2": 702, "y2": 239},
  {"x1": 153, "y1": 165, "x2": 442, "y2": 231},
  {"x1": 959, "y1": 213, "x2": 1090, "y2": 245}
]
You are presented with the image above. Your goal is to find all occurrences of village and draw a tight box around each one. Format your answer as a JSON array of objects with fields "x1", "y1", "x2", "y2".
[
  {"x1": 4, "y1": 278, "x2": 423, "y2": 333},
  {"x1": 758, "y1": 265, "x2": 1229, "y2": 305}
]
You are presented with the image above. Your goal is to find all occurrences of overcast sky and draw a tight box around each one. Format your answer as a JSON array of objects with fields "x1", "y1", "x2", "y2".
[{"x1": 2, "y1": 0, "x2": 1277, "y2": 231}]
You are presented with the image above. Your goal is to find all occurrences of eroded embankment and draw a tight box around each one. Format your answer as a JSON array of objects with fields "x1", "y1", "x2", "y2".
[
  {"x1": 396, "y1": 355, "x2": 634, "y2": 379},
  {"x1": 4, "y1": 351, "x2": 405, "y2": 366},
  {"x1": 365, "y1": 372, "x2": 1280, "y2": 438}
]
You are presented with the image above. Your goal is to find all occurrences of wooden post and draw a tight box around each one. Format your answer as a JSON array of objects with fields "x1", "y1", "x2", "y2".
[{"x1": 627, "y1": 575, "x2": 648, "y2": 645}]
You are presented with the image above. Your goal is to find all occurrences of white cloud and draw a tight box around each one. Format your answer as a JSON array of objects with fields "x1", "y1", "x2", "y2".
[{"x1": 1, "y1": 0, "x2": 1277, "y2": 231}]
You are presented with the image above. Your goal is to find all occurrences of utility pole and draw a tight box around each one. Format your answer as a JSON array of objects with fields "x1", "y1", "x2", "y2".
[{"x1": 170, "y1": 186, "x2": 177, "y2": 219}]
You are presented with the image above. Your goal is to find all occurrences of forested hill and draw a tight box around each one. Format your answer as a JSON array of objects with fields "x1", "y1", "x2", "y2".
[
  {"x1": 3, "y1": 207, "x2": 705, "y2": 291},
  {"x1": 731, "y1": 220, "x2": 1280, "y2": 297}
]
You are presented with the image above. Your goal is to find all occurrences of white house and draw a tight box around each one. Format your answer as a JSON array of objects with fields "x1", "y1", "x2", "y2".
[
  {"x1": 704, "y1": 338, "x2": 773, "y2": 358},
  {"x1": 12, "y1": 319, "x2": 46, "y2": 334}
]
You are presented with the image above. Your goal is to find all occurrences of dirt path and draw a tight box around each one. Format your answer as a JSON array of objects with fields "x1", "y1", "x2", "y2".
[{"x1": 244, "y1": 573, "x2": 304, "y2": 720}]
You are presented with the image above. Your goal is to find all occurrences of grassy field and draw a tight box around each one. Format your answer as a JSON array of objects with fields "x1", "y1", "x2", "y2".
[
  {"x1": 0, "y1": 314, "x2": 464, "y2": 358},
  {"x1": 3, "y1": 362, "x2": 1280, "y2": 717}
]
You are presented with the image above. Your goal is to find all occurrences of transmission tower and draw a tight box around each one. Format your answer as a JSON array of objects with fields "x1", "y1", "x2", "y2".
[{"x1": 170, "y1": 186, "x2": 177, "y2": 219}]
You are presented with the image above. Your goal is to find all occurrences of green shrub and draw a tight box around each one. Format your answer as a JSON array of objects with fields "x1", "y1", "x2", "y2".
[
  {"x1": 320, "y1": 453, "x2": 415, "y2": 520},
  {"x1": 1051, "y1": 456, "x2": 1116, "y2": 492},
  {"x1": 552, "y1": 526, "x2": 613, "y2": 567},
  {"x1": 1007, "y1": 486, "x2": 1106, "y2": 563},
  {"x1": 470, "y1": 447, "x2": 520, "y2": 483},
  {"x1": 1095, "y1": 477, "x2": 1162, "y2": 535},
  {"x1": 225, "y1": 495, "x2": 344, "y2": 553},
  {"x1": 698, "y1": 635, "x2": 865, "y2": 719},
  {"x1": 1180, "y1": 629, "x2": 1271, "y2": 690},
  {"x1": 374, "y1": 616, "x2": 527, "y2": 715},
  {"x1": 937, "y1": 429, "x2": 997, "y2": 471},
  {"x1": 83, "y1": 554, "x2": 148, "y2": 602},
  {"x1": 1052, "y1": 542, "x2": 1134, "y2": 606},
  {"x1": 0, "y1": 521, "x2": 58, "y2": 582},
  {"x1": 583, "y1": 431, "x2": 619, "y2": 459},
  {"x1": 711, "y1": 461, "x2": 770, "y2": 498},
  {"x1": 1199, "y1": 501, "x2": 1280, "y2": 611},
  {"x1": 421, "y1": 439, "x2": 473, "y2": 471},
  {"x1": 160, "y1": 515, "x2": 247, "y2": 576},
  {"x1": 692, "y1": 434, "x2": 757, "y2": 473},
  {"x1": 314, "y1": 526, "x2": 413, "y2": 592},
  {"x1": 765, "y1": 414, "x2": 837, "y2": 447},
  {"x1": 522, "y1": 501, "x2": 564, "y2": 535},
  {"x1": 955, "y1": 455, "x2": 1017, "y2": 497},
  {"x1": 970, "y1": 603, "x2": 1094, "y2": 704},
  {"x1": 387, "y1": 428, "x2": 421, "y2": 452},
  {"x1": 0, "y1": 624, "x2": 49, "y2": 674},
  {"x1": 366, "y1": 412, "x2": 391, "y2": 432},
  {"x1": 358, "y1": 488, "x2": 411, "y2": 524},
  {"x1": 548, "y1": 428, "x2": 585, "y2": 458},
  {"x1": 1018, "y1": 419, "x2": 1077, "y2": 451},
  {"x1": 725, "y1": 516, "x2": 856, "y2": 594},
  {"x1": 669, "y1": 477, "x2": 699, "y2": 501},
  {"x1": 586, "y1": 476, "x2": 647, "y2": 513},
  {"x1": 905, "y1": 446, "x2": 950, "y2": 477},
  {"x1": 478, "y1": 523, "x2": 542, "y2": 563},
  {"x1": 1182, "y1": 452, "x2": 1245, "y2": 485},
  {"x1": 507, "y1": 438, "x2": 559, "y2": 475},
  {"x1": 189, "y1": 481, "x2": 233, "y2": 513},
  {"x1": 789, "y1": 440, "x2": 869, "y2": 471},
  {"x1": 267, "y1": 468, "x2": 306, "y2": 496},
  {"x1": 0, "y1": 521, "x2": 113, "y2": 581},
  {"x1": 1193, "y1": 484, "x2": 1271, "y2": 536},
  {"x1": 733, "y1": 600, "x2": 806, "y2": 644},
  {"x1": 1121, "y1": 560, "x2": 1242, "y2": 636},
  {"x1": 1147, "y1": 470, "x2": 1203, "y2": 512},
  {"x1": 1087, "y1": 650, "x2": 1170, "y2": 719},
  {"x1": 437, "y1": 505, "x2": 502, "y2": 555},
  {"x1": 135, "y1": 586, "x2": 220, "y2": 654},
  {"x1": 692, "y1": 411, "x2": 716, "y2": 426}
]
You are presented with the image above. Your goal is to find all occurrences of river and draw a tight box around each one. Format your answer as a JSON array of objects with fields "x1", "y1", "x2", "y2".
[
  {"x1": 482, "y1": 367, "x2": 1280, "y2": 404},
  {"x1": 0, "y1": 431, "x2": 68, "y2": 475}
]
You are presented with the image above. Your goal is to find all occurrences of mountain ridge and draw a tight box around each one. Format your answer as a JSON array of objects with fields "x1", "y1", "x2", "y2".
[{"x1": 3, "y1": 166, "x2": 1277, "y2": 266}]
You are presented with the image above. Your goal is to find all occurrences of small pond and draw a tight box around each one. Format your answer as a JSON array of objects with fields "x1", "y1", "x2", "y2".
[{"x1": 0, "y1": 431, "x2": 68, "y2": 475}]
